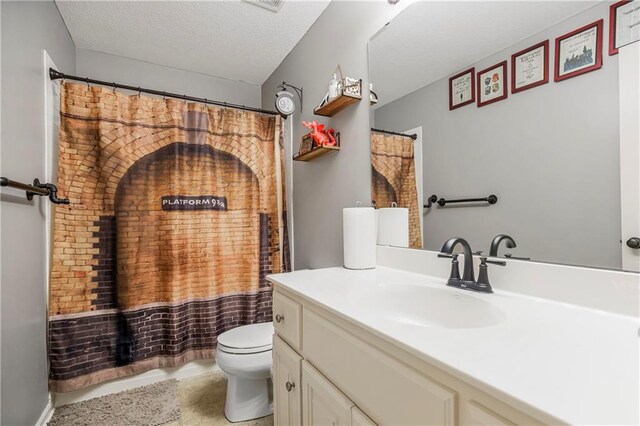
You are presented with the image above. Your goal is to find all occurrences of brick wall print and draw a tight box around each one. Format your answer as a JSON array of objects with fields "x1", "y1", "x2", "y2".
[
  {"x1": 370, "y1": 132, "x2": 422, "y2": 249},
  {"x1": 49, "y1": 83, "x2": 288, "y2": 392}
]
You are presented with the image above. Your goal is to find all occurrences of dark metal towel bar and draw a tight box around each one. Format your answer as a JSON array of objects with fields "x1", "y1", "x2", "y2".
[
  {"x1": 1, "y1": 177, "x2": 70, "y2": 204},
  {"x1": 424, "y1": 194, "x2": 497, "y2": 208}
]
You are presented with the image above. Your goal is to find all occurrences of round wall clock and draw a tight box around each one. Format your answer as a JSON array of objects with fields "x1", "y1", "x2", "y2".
[{"x1": 275, "y1": 90, "x2": 295, "y2": 116}]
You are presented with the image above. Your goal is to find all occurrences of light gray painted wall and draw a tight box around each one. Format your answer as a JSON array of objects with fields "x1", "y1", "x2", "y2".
[
  {"x1": 261, "y1": 2, "x2": 411, "y2": 270},
  {"x1": 1, "y1": 1, "x2": 76, "y2": 424},
  {"x1": 76, "y1": 49, "x2": 261, "y2": 107},
  {"x1": 374, "y1": 3, "x2": 621, "y2": 269}
]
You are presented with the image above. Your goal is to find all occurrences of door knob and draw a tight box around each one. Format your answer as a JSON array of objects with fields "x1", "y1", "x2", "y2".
[
  {"x1": 285, "y1": 381, "x2": 295, "y2": 392},
  {"x1": 275, "y1": 314, "x2": 285, "y2": 323},
  {"x1": 627, "y1": 237, "x2": 640, "y2": 249}
]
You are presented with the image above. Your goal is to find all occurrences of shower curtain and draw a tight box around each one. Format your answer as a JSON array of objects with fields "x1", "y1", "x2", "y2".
[
  {"x1": 371, "y1": 132, "x2": 422, "y2": 249},
  {"x1": 48, "y1": 83, "x2": 290, "y2": 392}
]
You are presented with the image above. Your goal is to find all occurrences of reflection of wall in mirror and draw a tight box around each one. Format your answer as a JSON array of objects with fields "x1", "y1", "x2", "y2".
[{"x1": 372, "y1": 2, "x2": 622, "y2": 270}]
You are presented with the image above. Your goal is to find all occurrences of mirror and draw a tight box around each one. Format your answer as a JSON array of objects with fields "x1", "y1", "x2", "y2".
[{"x1": 369, "y1": 1, "x2": 640, "y2": 272}]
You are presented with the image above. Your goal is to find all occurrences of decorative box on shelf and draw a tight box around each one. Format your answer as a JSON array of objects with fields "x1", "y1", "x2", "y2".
[
  {"x1": 314, "y1": 78, "x2": 362, "y2": 117},
  {"x1": 293, "y1": 132, "x2": 340, "y2": 162}
]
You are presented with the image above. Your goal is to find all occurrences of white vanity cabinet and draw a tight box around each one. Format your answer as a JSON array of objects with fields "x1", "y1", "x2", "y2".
[
  {"x1": 351, "y1": 407, "x2": 376, "y2": 426},
  {"x1": 302, "y1": 361, "x2": 354, "y2": 426},
  {"x1": 272, "y1": 289, "x2": 545, "y2": 426},
  {"x1": 273, "y1": 335, "x2": 302, "y2": 426}
]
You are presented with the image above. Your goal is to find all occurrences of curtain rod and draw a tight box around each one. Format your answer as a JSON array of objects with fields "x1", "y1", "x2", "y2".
[
  {"x1": 49, "y1": 68, "x2": 281, "y2": 117},
  {"x1": 371, "y1": 128, "x2": 417, "y2": 140}
]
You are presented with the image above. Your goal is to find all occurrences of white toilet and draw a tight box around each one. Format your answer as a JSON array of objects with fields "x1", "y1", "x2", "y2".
[{"x1": 215, "y1": 322, "x2": 274, "y2": 422}]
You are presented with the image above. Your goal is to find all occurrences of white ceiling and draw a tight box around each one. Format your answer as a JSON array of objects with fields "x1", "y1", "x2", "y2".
[
  {"x1": 370, "y1": 1, "x2": 600, "y2": 107},
  {"x1": 56, "y1": 0, "x2": 331, "y2": 85}
]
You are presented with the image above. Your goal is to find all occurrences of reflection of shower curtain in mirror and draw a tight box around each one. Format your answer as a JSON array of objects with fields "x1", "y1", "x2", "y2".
[
  {"x1": 371, "y1": 133, "x2": 422, "y2": 249},
  {"x1": 48, "y1": 83, "x2": 290, "y2": 392}
]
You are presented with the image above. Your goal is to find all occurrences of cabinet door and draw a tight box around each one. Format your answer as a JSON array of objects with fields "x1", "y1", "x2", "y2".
[
  {"x1": 302, "y1": 361, "x2": 353, "y2": 426},
  {"x1": 352, "y1": 407, "x2": 377, "y2": 426},
  {"x1": 466, "y1": 401, "x2": 515, "y2": 426},
  {"x1": 273, "y1": 335, "x2": 302, "y2": 426}
]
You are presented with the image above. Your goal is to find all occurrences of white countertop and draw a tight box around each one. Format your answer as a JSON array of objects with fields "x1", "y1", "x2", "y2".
[{"x1": 268, "y1": 266, "x2": 640, "y2": 425}]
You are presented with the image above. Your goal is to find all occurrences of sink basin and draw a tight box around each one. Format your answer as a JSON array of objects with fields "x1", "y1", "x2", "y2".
[{"x1": 349, "y1": 282, "x2": 504, "y2": 329}]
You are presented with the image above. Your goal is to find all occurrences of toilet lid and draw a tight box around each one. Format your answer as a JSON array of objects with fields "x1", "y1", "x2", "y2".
[{"x1": 217, "y1": 322, "x2": 273, "y2": 352}]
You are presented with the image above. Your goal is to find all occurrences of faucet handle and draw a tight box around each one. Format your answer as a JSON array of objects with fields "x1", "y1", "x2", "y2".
[
  {"x1": 438, "y1": 253, "x2": 456, "y2": 259},
  {"x1": 472, "y1": 256, "x2": 506, "y2": 294},
  {"x1": 504, "y1": 253, "x2": 531, "y2": 261},
  {"x1": 439, "y1": 253, "x2": 461, "y2": 282},
  {"x1": 481, "y1": 256, "x2": 506, "y2": 266}
]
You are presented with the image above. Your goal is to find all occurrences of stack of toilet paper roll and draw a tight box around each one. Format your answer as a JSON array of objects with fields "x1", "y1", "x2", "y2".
[
  {"x1": 377, "y1": 206, "x2": 409, "y2": 248},
  {"x1": 343, "y1": 205, "x2": 376, "y2": 269}
]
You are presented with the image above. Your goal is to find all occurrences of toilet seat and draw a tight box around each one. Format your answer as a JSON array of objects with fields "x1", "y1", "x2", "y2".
[
  {"x1": 215, "y1": 322, "x2": 274, "y2": 422},
  {"x1": 217, "y1": 322, "x2": 273, "y2": 354},
  {"x1": 218, "y1": 343, "x2": 272, "y2": 355}
]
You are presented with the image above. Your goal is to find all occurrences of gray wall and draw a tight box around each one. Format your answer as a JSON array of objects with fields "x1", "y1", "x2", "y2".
[
  {"x1": 261, "y1": 2, "x2": 410, "y2": 270},
  {"x1": 1, "y1": 1, "x2": 76, "y2": 424},
  {"x1": 374, "y1": 3, "x2": 622, "y2": 269},
  {"x1": 76, "y1": 49, "x2": 261, "y2": 107}
]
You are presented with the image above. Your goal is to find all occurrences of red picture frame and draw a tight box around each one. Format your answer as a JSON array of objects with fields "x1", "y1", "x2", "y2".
[
  {"x1": 554, "y1": 20, "x2": 603, "y2": 82},
  {"x1": 609, "y1": 0, "x2": 632, "y2": 55},
  {"x1": 448, "y1": 67, "x2": 475, "y2": 111},
  {"x1": 476, "y1": 61, "x2": 508, "y2": 107},
  {"x1": 511, "y1": 40, "x2": 549, "y2": 94}
]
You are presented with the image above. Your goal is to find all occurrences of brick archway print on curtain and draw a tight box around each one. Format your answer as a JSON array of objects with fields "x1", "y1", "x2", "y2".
[{"x1": 48, "y1": 83, "x2": 290, "y2": 392}]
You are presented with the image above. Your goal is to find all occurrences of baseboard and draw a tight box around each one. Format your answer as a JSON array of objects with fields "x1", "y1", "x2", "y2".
[
  {"x1": 35, "y1": 394, "x2": 54, "y2": 426},
  {"x1": 53, "y1": 359, "x2": 218, "y2": 408}
]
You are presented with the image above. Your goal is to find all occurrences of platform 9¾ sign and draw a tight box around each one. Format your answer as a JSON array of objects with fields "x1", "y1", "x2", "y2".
[{"x1": 161, "y1": 195, "x2": 227, "y2": 211}]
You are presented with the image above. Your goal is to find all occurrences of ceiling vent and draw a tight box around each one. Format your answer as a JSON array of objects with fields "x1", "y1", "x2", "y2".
[{"x1": 243, "y1": 0, "x2": 285, "y2": 13}]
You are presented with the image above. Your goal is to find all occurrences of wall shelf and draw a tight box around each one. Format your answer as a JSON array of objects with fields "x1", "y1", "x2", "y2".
[
  {"x1": 293, "y1": 145, "x2": 340, "y2": 162},
  {"x1": 313, "y1": 79, "x2": 362, "y2": 117},
  {"x1": 314, "y1": 94, "x2": 361, "y2": 117}
]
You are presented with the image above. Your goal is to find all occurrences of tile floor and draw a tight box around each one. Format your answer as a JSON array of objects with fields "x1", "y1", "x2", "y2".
[{"x1": 166, "y1": 371, "x2": 273, "y2": 426}]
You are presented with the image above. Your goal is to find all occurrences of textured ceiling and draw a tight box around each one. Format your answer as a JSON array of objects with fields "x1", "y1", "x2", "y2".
[
  {"x1": 56, "y1": 0, "x2": 331, "y2": 85},
  {"x1": 370, "y1": 1, "x2": 600, "y2": 107}
]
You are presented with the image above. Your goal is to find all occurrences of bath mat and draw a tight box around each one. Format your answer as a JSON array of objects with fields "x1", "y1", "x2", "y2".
[{"x1": 48, "y1": 379, "x2": 180, "y2": 426}]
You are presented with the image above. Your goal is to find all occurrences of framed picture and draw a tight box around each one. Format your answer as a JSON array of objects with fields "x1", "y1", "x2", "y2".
[
  {"x1": 477, "y1": 61, "x2": 508, "y2": 107},
  {"x1": 511, "y1": 40, "x2": 549, "y2": 93},
  {"x1": 554, "y1": 20, "x2": 603, "y2": 82},
  {"x1": 609, "y1": 0, "x2": 640, "y2": 55},
  {"x1": 448, "y1": 67, "x2": 475, "y2": 110}
]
